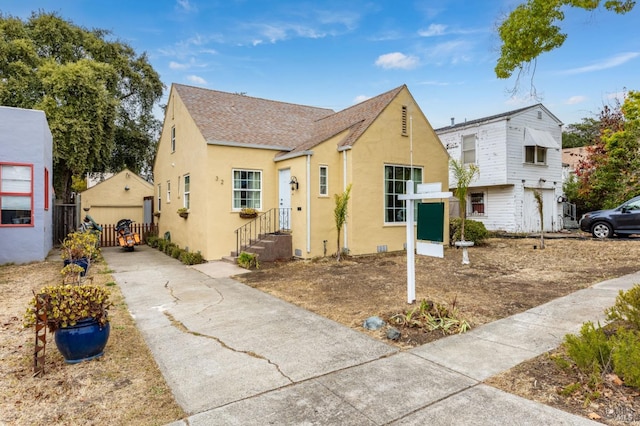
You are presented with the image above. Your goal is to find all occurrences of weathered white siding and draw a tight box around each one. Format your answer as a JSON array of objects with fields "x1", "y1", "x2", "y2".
[
  {"x1": 523, "y1": 188, "x2": 559, "y2": 232},
  {"x1": 438, "y1": 105, "x2": 563, "y2": 233}
]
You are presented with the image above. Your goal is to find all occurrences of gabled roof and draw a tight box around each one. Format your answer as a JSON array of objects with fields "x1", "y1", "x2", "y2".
[
  {"x1": 172, "y1": 83, "x2": 406, "y2": 158},
  {"x1": 435, "y1": 103, "x2": 563, "y2": 132},
  {"x1": 279, "y1": 85, "x2": 405, "y2": 158},
  {"x1": 174, "y1": 84, "x2": 334, "y2": 150}
]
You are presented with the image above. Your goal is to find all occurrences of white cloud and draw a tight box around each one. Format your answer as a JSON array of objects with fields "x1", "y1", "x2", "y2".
[
  {"x1": 317, "y1": 10, "x2": 360, "y2": 30},
  {"x1": 606, "y1": 91, "x2": 627, "y2": 101},
  {"x1": 353, "y1": 95, "x2": 371, "y2": 104},
  {"x1": 561, "y1": 52, "x2": 640, "y2": 74},
  {"x1": 176, "y1": 0, "x2": 197, "y2": 13},
  {"x1": 187, "y1": 75, "x2": 207, "y2": 85},
  {"x1": 417, "y1": 80, "x2": 451, "y2": 86},
  {"x1": 505, "y1": 95, "x2": 536, "y2": 106},
  {"x1": 418, "y1": 24, "x2": 447, "y2": 37},
  {"x1": 565, "y1": 96, "x2": 588, "y2": 105},
  {"x1": 375, "y1": 52, "x2": 419, "y2": 70},
  {"x1": 169, "y1": 61, "x2": 188, "y2": 70},
  {"x1": 417, "y1": 40, "x2": 475, "y2": 65}
]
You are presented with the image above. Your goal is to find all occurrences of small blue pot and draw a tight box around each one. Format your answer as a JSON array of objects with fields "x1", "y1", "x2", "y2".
[
  {"x1": 54, "y1": 318, "x2": 110, "y2": 364},
  {"x1": 63, "y1": 257, "x2": 90, "y2": 276}
]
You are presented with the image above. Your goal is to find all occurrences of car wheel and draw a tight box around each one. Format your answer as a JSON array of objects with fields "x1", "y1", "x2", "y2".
[{"x1": 591, "y1": 222, "x2": 613, "y2": 239}]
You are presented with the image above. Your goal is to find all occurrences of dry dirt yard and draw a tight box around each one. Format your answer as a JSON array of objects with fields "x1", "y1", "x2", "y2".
[
  {"x1": 0, "y1": 257, "x2": 184, "y2": 426},
  {"x1": 2, "y1": 236, "x2": 639, "y2": 425},
  {"x1": 236, "y1": 236, "x2": 640, "y2": 425}
]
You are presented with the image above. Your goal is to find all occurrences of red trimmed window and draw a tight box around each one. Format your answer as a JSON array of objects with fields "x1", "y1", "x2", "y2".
[
  {"x1": 0, "y1": 163, "x2": 34, "y2": 226},
  {"x1": 44, "y1": 167, "x2": 49, "y2": 210}
]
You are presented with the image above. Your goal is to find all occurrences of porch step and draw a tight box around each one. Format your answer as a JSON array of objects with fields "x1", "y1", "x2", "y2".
[
  {"x1": 230, "y1": 233, "x2": 292, "y2": 262},
  {"x1": 221, "y1": 255, "x2": 237, "y2": 264}
]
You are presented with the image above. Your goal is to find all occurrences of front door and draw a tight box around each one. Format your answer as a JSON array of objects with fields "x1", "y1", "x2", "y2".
[{"x1": 278, "y1": 169, "x2": 291, "y2": 230}]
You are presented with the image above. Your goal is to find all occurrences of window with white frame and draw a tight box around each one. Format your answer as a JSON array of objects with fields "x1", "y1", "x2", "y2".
[
  {"x1": 166, "y1": 180, "x2": 171, "y2": 203},
  {"x1": 384, "y1": 164, "x2": 423, "y2": 223},
  {"x1": 183, "y1": 175, "x2": 190, "y2": 209},
  {"x1": 469, "y1": 192, "x2": 485, "y2": 216},
  {"x1": 462, "y1": 134, "x2": 476, "y2": 164},
  {"x1": 233, "y1": 169, "x2": 261, "y2": 209},
  {"x1": 525, "y1": 146, "x2": 547, "y2": 164},
  {"x1": 319, "y1": 165, "x2": 328, "y2": 196},
  {"x1": 171, "y1": 126, "x2": 176, "y2": 152},
  {"x1": 157, "y1": 184, "x2": 161, "y2": 212},
  {"x1": 1, "y1": 163, "x2": 33, "y2": 225}
]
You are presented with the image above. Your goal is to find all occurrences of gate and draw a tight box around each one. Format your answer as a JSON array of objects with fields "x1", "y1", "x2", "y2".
[
  {"x1": 53, "y1": 201, "x2": 79, "y2": 244},
  {"x1": 99, "y1": 222, "x2": 157, "y2": 247}
]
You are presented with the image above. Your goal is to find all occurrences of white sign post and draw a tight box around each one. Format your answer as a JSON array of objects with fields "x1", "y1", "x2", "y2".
[{"x1": 398, "y1": 181, "x2": 452, "y2": 304}]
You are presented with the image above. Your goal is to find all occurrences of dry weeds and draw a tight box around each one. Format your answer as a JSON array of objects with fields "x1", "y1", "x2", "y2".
[
  {"x1": 0, "y1": 257, "x2": 184, "y2": 426},
  {"x1": 3, "y1": 236, "x2": 639, "y2": 425},
  {"x1": 237, "y1": 236, "x2": 640, "y2": 424}
]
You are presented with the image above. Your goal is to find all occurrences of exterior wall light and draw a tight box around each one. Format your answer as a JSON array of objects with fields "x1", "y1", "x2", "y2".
[{"x1": 289, "y1": 176, "x2": 299, "y2": 191}]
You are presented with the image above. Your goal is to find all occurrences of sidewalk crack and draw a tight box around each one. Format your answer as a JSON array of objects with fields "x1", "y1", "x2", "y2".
[{"x1": 163, "y1": 311, "x2": 293, "y2": 383}]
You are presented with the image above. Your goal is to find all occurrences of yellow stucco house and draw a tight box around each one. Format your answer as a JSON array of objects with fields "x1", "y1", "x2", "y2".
[{"x1": 153, "y1": 84, "x2": 450, "y2": 260}]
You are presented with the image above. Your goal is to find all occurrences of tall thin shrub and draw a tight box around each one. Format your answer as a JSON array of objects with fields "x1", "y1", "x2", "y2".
[{"x1": 334, "y1": 183, "x2": 352, "y2": 262}]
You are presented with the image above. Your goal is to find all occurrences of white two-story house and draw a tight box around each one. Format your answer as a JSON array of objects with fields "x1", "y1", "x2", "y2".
[{"x1": 436, "y1": 104, "x2": 564, "y2": 233}]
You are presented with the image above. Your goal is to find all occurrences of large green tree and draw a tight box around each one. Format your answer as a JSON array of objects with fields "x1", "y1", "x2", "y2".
[
  {"x1": 0, "y1": 12, "x2": 164, "y2": 201},
  {"x1": 495, "y1": 0, "x2": 635, "y2": 92},
  {"x1": 562, "y1": 117, "x2": 600, "y2": 148},
  {"x1": 567, "y1": 91, "x2": 640, "y2": 211}
]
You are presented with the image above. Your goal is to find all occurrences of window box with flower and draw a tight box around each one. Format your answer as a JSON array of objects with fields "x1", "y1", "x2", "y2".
[{"x1": 239, "y1": 208, "x2": 258, "y2": 219}]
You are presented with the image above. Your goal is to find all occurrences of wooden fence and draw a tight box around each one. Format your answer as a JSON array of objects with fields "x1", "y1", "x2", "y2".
[{"x1": 98, "y1": 223, "x2": 157, "y2": 247}]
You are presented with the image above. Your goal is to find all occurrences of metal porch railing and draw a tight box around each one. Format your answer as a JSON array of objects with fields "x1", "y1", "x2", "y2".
[{"x1": 235, "y1": 208, "x2": 291, "y2": 256}]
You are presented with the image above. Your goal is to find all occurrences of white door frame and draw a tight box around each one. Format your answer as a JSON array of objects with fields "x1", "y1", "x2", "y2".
[{"x1": 278, "y1": 169, "x2": 291, "y2": 230}]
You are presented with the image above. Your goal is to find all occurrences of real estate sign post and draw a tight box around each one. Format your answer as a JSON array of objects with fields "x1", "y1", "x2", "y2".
[{"x1": 399, "y1": 182, "x2": 452, "y2": 304}]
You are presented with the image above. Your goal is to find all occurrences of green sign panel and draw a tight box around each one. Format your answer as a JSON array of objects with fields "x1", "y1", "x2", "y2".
[{"x1": 417, "y1": 202, "x2": 444, "y2": 242}]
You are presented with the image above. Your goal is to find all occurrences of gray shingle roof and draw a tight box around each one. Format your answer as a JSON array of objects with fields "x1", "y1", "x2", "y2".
[
  {"x1": 173, "y1": 83, "x2": 405, "y2": 156},
  {"x1": 435, "y1": 103, "x2": 563, "y2": 132}
]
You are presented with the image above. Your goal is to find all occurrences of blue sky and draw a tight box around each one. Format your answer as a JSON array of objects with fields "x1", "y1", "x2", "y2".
[{"x1": 4, "y1": 0, "x2": 640, "y2": 128}]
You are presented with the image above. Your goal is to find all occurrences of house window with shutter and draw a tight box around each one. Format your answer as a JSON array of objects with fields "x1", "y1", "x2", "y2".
[
  {"x1": 171, "y1": 126, "x2": 176, "y2": 152},
  {"x1": 462, "y1": 134, "x2": 476, "y2": 164},
  {"x1": 157, "y1": 184, "x2": 161, "y2": 212},
  {"x1": 1, "y1": 163, "x2": 33, "y2": 226},
  {"x1": 166, "y1": 180, "x2": 171, "y2": 203}
]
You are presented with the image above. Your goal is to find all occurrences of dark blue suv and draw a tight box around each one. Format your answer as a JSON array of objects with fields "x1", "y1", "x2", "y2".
[{"x1": 579, "y1": 195, "x2": 640, "y2": 238}]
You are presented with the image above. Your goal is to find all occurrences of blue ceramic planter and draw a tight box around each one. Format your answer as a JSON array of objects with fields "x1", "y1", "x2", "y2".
[
  {"x1": 63, "y1": 257, "x2": 90, "y2": 276},
  {"x1": 54, "y1": 318, "x2": 110, "y2": 364}
]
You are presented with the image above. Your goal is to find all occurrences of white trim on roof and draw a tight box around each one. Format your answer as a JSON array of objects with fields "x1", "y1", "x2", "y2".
[{"x1": 274, "y1": 150, "x2": 314, "y2": 162}]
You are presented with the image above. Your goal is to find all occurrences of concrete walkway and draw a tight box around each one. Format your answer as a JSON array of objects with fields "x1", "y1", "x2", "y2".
[{"x1": 102, "y1": 245, "x2": 640, "y2": 425}]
